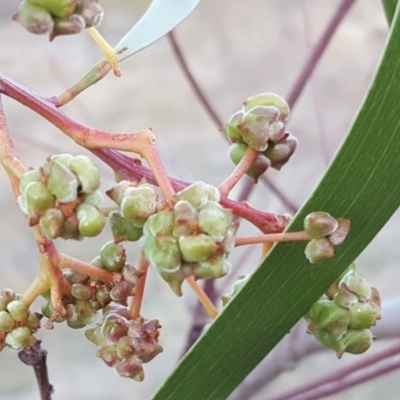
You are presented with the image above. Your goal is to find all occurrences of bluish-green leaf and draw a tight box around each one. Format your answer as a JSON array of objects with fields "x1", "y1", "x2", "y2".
[{"x1": 153, "y1": 3, "x2": 400, "y2": 400}]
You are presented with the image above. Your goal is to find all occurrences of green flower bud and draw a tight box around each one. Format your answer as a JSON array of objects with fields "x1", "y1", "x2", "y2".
[
  {"x1": 173, "y1": 200, "x2": 198, "y2": 237},
  {"x1": 305, "y1": 238, "x2": 335, "y2": 264},
  {"x1": 309, "y1": 299, "x2": 350, "y2": 339},
  {"x1": 229, "y1": 143, "x2": 270, "y2": 183},
  {"x1": 106, "y1": 180, "x2": 131, "y2": 205},
  {"x1": 7, "y1": 300, "x2": 29, "y2": 322},
  {"x1": 71, "y1": 283, "x2": 92, "y2": 301},
  {"x1": 159, "y1": 263, "x2": 193, "y2": 296},
  {"x1": 206, "y1": 184, "x2": 220, "y2": 203},
  {"x1": 1, "y1": 289, "x2": 16, "y2": 304},
  {"x1": 100, "y1": 241, "x2": 126, "y2": 272},
  {"x1": 175, "y1": 181, "x2": 209, "y2": 210},
  {"x1": 101, "y1": 314, "x2": 128, "y2": 343},
  {"x1": 115, "y1": 357, "x2": 145, "y2": 381},
  {"x1": 120, "y1": 186, "x2": 158, "y2": 226},
  {"x1": 198, "y1": 202, "x2": 232, "y2": 242},
  {"x1": 46, "y1": 159, "x2": 79, "y2": 203},
  {"x1": 85, "y1": 324, "x2": 106, "y2": 347},
  {"x1": 5, "y1": 327, "x2": 33, "y2": 349},
  {"x1": 63, "y1": 268, "x2": 89, "y2": 284},
  {"x1": 39, "y1": 208, "x2": 64, "y2": 239},
  {"x1": 68, "y1": 155, "x2": 101, "y2": 193},
  {"x1": 122, "y1": 264, "x2": 141, "y2": 286},
  {"x1": 110, "y1": 281, "x2": 133, "y2": 302},
  {"x1": 179, "y1": 234, "x2": 217, "y2": 262},
  {"x1": 96, "y1": 344, "x2": 119, "y2": 367},
  {"x1": 26, "y1": 312, "x2": 42, "y2": 331},
  {"x1": 313, "y1": 330, "x2": 345, "y2": 353},
  {"x1": 75, "y1": 0, "x2": 104, "y2": 27},
  {"x1": 12, "y1": 1, "x2": 54, "y2": 34},
  {"x1": 30, "y1": 0, "x2": 77, "y2": 18},
  {"x1": 83, "y1": 190, "x2": 103, "y2": 207},
  {"x1": 19, "y1": 170, "x2": 42, "y2": 193},
  {"x1": 0, "y1": 297, "x2": 6, "y2": 312},
  {"x1": 24, "y1": 181, "x2": 54, "y2": 215},
  {"x1": 65, "y1": 303, "x2": 85, "y2": 329},
  {"x1": 333, "y1": 284, "x2": 359, "y2": 309},
  {"x1": 304, "y1": 212, "x2": 339, "y2": 239},
  {"x1": 61, "y1": 215, "x2": 80, "y2": 239},
  {"x1": 116, "y1": 336, "x2": 135, "y2": 358},
  {"x1": 75, "y1": 299, "x2": 97, "y2": 325},
  {"x1": 0, "y1": 311, "x2": 16, "y2": 332},
  {"x1": 243, "y1": 93, "x2": 290, "y2": 121},
  {"x1": 349, "y1": 303, "x2": 376, "y2": 330},
  {"x1": 48, "y1": 153, "x2": 74, "y2": 165},
  {"x1": 143, "y1": 210, "x2": 174, "y2": 236},
  {"x1": 268, "y1": 120, "x2": 286, "y2": 142},
  {"x1": 263, "y1": 132, "x2": 297, "y2": 170},
  {"x1": 109, "y1": 211, "x2": 143, "y2": 242},
  {"x1": 49, "y1": 13, "x2": 85, "y2": 41},
  {"x1": 329, "y1": 218, "x2": 351, "y2": 246},
  {"x1": 194, "y1": 257, "x2": 231, "y2": 280},
  {"x1": 368, "y1": 287, "x2": 381, "y2": 320},
  {"x1": 76, "y1": 204, "x2": 105, "y2": 237},
  {"x1": 339, "y1": 268, "x2": 371, "y2": 301},
  {"x1": 95, "y1": 285, "x2": 111, "y2": 308},
  {"x1": 41, "y1": 300, "x2": 65, "y2": 323},
  {"x1": 340, "y1": 329, "x2": 372, "y2": 356},
  {"x1": 224, "y1": 111, "x2": 244, "y2": 143},
  {"x1": 146, "y1": 236, "x2": 182, "y2": 273},
  {"x1": 240, "y1": 106, "x2": 279, "y2": 151}
]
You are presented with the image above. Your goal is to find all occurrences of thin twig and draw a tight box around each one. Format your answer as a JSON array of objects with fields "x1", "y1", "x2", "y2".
[
  {"x1": 269, "y1": 342, "x2": 400, "y2": 400},
  {"x1": 287, "y1": 0, "x2": 357, "y2": 108},
  {"x1": 18, "y1": 341, "x2": 53, "y2": 400}
]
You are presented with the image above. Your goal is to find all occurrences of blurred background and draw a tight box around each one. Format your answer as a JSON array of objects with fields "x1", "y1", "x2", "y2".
[{"x1": 0, "y1": 0, "x2": 399, "y2": 399}]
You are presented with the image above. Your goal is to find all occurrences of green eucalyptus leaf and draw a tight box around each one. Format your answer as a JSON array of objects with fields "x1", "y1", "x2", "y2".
[{"x1": 153, "y1": 3, "x2": 400, "y2": 399}]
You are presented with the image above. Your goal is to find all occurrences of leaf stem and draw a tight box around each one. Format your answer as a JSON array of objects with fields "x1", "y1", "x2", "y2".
[
  {"x1": 218, "y1": 147, "x2": 259, "y2": 197},
  {"x1": 128, "y1": 253, "x2": 149, "y2": 320},
  {"x1": 186, "y1": 276, "x2": 219, "y2": 319},
  {"x1": 235, "y1": 231, "x2": 311, "y2": 247}
]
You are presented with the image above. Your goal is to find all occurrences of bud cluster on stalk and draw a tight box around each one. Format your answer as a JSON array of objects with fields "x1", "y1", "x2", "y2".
[
  {"x1": 18, "y1": 154, "x2": 105, "y2": 240},
  {"x1": 42, "y1": 242, "x2": 141, "y2": 329},
  {"x1": 224, "y1": 93, "x2": 298, "y2": 182},
  {"x1": 140, "y1": 181, "x2": 237, "y2": 296},
  {"x1": 13, "y1": 0, "x2": 104, "y2": 41},
  {"x1": 303, "y1": 212, "x2": 351, "y2": 264},
  {"x1": 0, "y1": 289, "x2": 41, "y2": 351},
  {"x1": 85, "y1": 305, "x2": 163, "y2": 381},
  {"x1": 305, "y1": 265, "x2": 381, "y2": 358}
]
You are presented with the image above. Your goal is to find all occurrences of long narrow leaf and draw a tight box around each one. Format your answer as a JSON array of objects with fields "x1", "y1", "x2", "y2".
[{"x1": 154, "y1": 4, "x2": 400, "y2": 400}]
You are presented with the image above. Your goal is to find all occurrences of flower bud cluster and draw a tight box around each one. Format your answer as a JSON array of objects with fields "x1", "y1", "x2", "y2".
[
  {"x1": 224, "y1": 93, "x2": 298, "y2": 181},
  {"x1": 42, "y1": 243, "x2": 141, "y2": 328},
  {"x1": 141, "y1": 182, "x2": 236, "y2": 296},
  {"x1": 303, "y1": 212, "x2": 350, "y2": 264},
  {"x1": 0, "y1": 289, "x2": 41, "y2": 351},
  {"x1": 305, "y1": 265, "x2": 381, "y2": 358},
  {"x1": 18, "y1": 154, "x2": 105, "y2": 240},
  {"x1": 106, "y1": 181, "x2": 158, "y2": 243},
  {"x1": 13, "y1": 0, "x2": 104, "y2": 41},
  {"x1": 85, "y1": 305, "x2": 163, "y2": 381}
]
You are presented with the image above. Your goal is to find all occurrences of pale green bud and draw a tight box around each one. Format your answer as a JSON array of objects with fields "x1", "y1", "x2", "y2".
[
  {"x1": 12, "y1": 1, "x2": 54, "y2": 34},
  {"x1": 5, "y1": 327, "x2": 33, "y2": 349},
  {"x1": 173, "y1": 200, "x2": 198, "y2": 237},
  {"x1": 176, "y1": 181, "x2": 209, "y2": 210},
  {"x1": 46, "y1": 159, "x2": 79, "y2": 203},
  {"x1": 106, "y1": 180, "x2": 131, "y2": 205},
  {"x1": 263, "y1": 133, "x2": 297, "y2": 170},
  {"x1": 7, "y1": 300, "x2": 29, "y2": 322},
  {"x1": 304, "y1": 212, "x2": 339, "y2": 239},
  {"x1": 68, "y1": 155, "x2": 101, "y2": 193},
  {"x1": 26, "y1": 312, "x2": 42, "y2": 331},
  {"x1": 339, "y1": 268, "x2": 371, "y2": 301},
  {"x1": 147, "y1": 236, "x2": 182, "y2": 273},
  {"x1": 194, "y1": 257, "x2": 231, "y2": 280},
  {"x1": 39, "y1": 208, "x2": 64, "y2": 239},
  {"x1": 349, "y1": 303, "x2": 376, "y2": 330},
  {"x1": 109, "y1": 211, "x2": 143, "y2": 242},
  {"x1": 198, "y1": 201, "x2": 232, "y2": 242},
  {"x1": 179, "y1": 234, "x2": 217, "y2": 262},
  {"x1": 24, "y1": 181, "x2": 54, "y2": 214},
  {"x1": 19, "y1": 170, "x2": 42, "y2": 193},
  {"x1": 243, "y1": 93, "x2": 290, "y2": 121},
  {"x1": 224, "y1": 111, "x2": 244, "y2": 143},
  {"x1": 329, "y1": 218, "x2": 351, "y2": 246},
  {"x1": 71, "y1": 283, "x2": 92, "y2": 301},
  {"x1": 341, "y1": 329, "x2": 372, "y2": 355},
  {"x1": 83, "y1": 190, "x2": 103, "y2": 207},
  {"x1": 101, "y1": 314, "x2": 128, "y2": 343},
  {"x1": 100, "y1": 241, "x2": 126, "y2": 272},
  {"x1": 159, "y1": 263, "x2": 193, "y2": 296},
  {"x1": 143, "y1": 210, "x2": 174, "y2": 236},
  {"x1": 0, "y1": 311, "x2": 16, "y2": 332},
  {"x1": 206, "y1": 184, "x2": 220, "y2": 203},
  {"x1": 76, "y1": 204, "x2": 105, "y2": 237},
  {"x1": 305, "y1": 238, "x2": 335, "y2": 264},
  {"x1": 30, "y1": 0, "x2": 77, "y2": 18}
]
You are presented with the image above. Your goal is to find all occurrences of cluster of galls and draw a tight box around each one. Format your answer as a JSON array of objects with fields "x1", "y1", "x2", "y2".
[
  {"x1": 13, "y1": 0, "x2": 103, "y2": 41},
  {"x1": 224, "y1": 93, "x2": 297, "y2": 181},
  {"x1": 85, "y1": 306, "x2": 162, "y2": 381},
  {"x1": 0, "y1": 289, "x2": 41, "y2": 351},
  {"x1": 18, "y1": 153, "x2": 105, "y2": 240},
  {"x1": 304, "y1": 211, "x2": 350, "y2": 264},
  {"x1": 305, "y1": 265, "x2": 381, "y2": 358},
  {"x1": 42, "y1": 241, "x2": 141, "y2": 329},
  {"x1": 107, "y1": 180, "x2": 236, "y2": 296}
]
